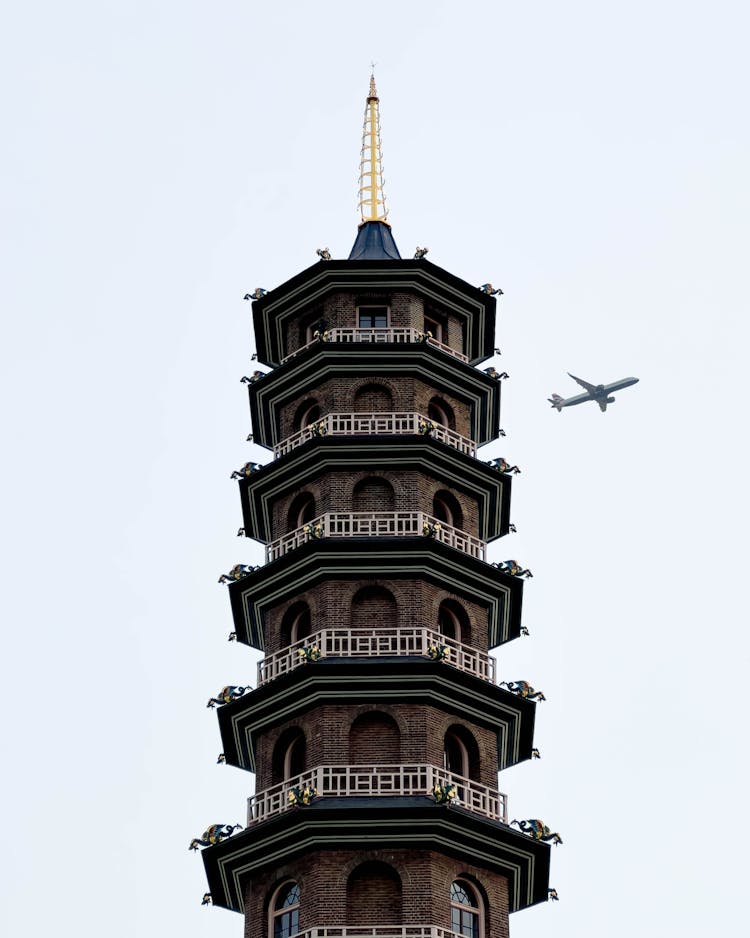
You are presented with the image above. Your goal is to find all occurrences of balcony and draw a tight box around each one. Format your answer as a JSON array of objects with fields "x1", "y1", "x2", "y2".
[
  {"x1": 293, "y1": 930, "x2": 464, "y2": 938},
  {"x1": 274, "y1": 412, "x2": 477, "y2": 459},
  {"x1": 258, "y1": 626, "x2": 496, "y2": 686},
  {"x1": 266, "y1": 512, "x2": 486, "y2": 563},
  {"x1": 281, "y1": 327, "x2": 469, "y2": 365},
  {"x1": 247, "y1": 764, "x2": 508, "y2": 826}
]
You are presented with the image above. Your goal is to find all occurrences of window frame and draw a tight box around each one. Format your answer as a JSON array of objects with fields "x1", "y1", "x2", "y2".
[
  {"x1": 444, "y1": 731, "x2": 470, "y2": 778},
  {"x1": 449, "y1": 879, "x2": 483, "y2": 938},
  {"x1": 269, "y1": 880, "x2": 301, "y2": 938},
  {"x1": 357, "y1": 305, "x2": 390, "y2": 329},
  {"x1": 424, "y1": 314, "x2": 443, "y2": 342}
]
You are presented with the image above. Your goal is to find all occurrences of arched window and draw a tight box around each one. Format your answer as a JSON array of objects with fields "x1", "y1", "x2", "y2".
[
  {"x1": 351, "y1": 585, "x2": 397, "y2": 630},
  {"x1": 444, "y1": 725, "x2": 480, "y2": 782},
  {"x1": 450, "y1": 880, "x2": 482, "y2": 938},
  {"x1": 287, "y1": 492, "x2": 316, "y2": 531},
  {"x1": 353, "y1": 477, "x2": 395, "y2": 512},
  {"x1": 432, "y1": 490, "x2": 463, "y2": 529},
  {"x1": 272, "y1": 728, "x2": 306, "y2": 784},
  {"x1": 438, "y1": 600, "x2": 471, "y2": 645},
  {"x1": 280, "y1": 602, "x2": 312, "y2": 646},
  {"x1": 444, "y1": 730, "x2": 469, "y2": 778},
  {"x1": 353, "y1": 382, "x2": 394, "y2": 413},
  {"x1": 270, "y1": 881, "x2": 300, "y2": 938},
  {"x1": 428, "y1": 396, "x2": 456, "y2": 429},
  {"x1": 347, "y1": 861, "x2": 402, "y2": 924},
  {"x1": 293, "y1": 398, "x2": 321, "y2": 432},
  {"x1": 349, "y1": 711, "x2": 400, "y2": 763}
]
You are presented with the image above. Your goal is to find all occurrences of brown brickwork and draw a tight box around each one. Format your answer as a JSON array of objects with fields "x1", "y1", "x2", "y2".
[
  {"x1": 282, "y1": 292, "x2": 467, "y2": 362},
  {"x1": 253, "y1": 702, "x2": 499, "y2": 792},
  {"x1": 243, "y1": 849, "x2": 509, "y2": 938},
  {"x1": 223, "y1": 263, "x2": 530, "y2": 937},
  {"x1": 270, "y1": 468, "x2": 480, "y2": 540},
  {"x1": 262, "y1": 581, "x2": 488, "y2": 654},
  {"x1": 277, "y1": 375, "x2": 473, "y2": 440}
]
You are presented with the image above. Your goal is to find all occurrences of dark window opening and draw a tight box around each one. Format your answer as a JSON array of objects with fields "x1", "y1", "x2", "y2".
[
  {"x1": 272, "y1": 882, "x2": 300, "y2": 938},
  {"x1": 358, "y1": 306, "x2": 388, "y2": 328},
  {"x1": 450, "y1": 881, "x2": 481, "y2": 938}
]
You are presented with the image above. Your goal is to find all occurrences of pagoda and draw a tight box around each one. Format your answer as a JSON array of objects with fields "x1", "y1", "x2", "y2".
[{"x1": 199, "y1": 74, "x2": 553, "y2": 938}]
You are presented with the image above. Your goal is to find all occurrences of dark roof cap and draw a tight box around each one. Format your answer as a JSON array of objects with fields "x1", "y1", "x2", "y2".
[{"x1": 349, "y1": 221, "x2": 401, "y2": 260}]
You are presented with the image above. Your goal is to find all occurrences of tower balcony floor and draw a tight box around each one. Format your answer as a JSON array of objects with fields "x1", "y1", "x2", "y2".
[
  {"x1": 202, "y1": 799, "x2": 550, "y2": 914},
  {"x1": 285, "y1": 928, "x2": 464, "y2": 938},
  {"x1": 217, "y1": 657, "x2": 536, "y2": 772},
  {"x1": 267, "y1": 512, "x2": 485, "y2": 563},
  {"x1": 250, "y1": 258, "x2": 497, "y2": 367},
  {"x1": 247, "y1": 763, "x2": 508, "y2": 827},
  {"x1": 274, "y1": 411, "x2": 476, "y2": 459},
  {"x1": 281, "y1": 327, "x2": 469, "y2": 365},
  {"x1": 258, "y1": 626, "x2": 495, "y2": 686},
  {"x1": 248, "y1": 345, "x2": 500, "y2": 449},
  {"x1": 228, "y1": 539, "x2": 523, "y2": 649},
  {"x1": 239, "y1": 436, "x2": 511, "y2": 543}
]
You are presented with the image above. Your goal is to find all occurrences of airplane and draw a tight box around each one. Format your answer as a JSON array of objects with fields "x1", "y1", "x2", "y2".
[{"x1": 549, "y1": 373, "x2": 639, "y2": 413}]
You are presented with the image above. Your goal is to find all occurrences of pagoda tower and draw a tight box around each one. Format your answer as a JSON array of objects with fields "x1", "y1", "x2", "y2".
[{"x1": 200, "y1": 76, "x2": 553, "y2": 938}]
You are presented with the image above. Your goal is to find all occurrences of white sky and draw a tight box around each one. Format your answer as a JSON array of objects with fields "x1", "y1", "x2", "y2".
[{"x1": 2, "y1": 1, "x2": 748, "y2": 936}]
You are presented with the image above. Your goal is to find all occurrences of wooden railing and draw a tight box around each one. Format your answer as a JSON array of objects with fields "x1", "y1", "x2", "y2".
[
  {"x1": 295, "y1": 928, "x2": 463, "y2": 938},
  {"x1": 282, "y1": 328, "x2": 468, "y2": 364},
  {"x1": 266, "y1": 512, "x2": 486, "y2": 563},
  {"x1": 294, "y1": 928, "x2": 462, "y2": 938},
  {"x1": 246, "y1": 764, "x2": 508, "y2": 826},
  {"x1": 274, "y1": 412, "x2": 476, "y2": 459},
  {"x1": 258, "y1": 626, "x2": 495, "y2": 685}
]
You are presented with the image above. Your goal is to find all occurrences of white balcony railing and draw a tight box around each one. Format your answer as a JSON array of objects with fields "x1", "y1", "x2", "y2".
[
  {"x1": 266, "y1": 512, "x2": 486, "y2": 563},
  {"x1": 294, "y1": 928, "x2": 464, "y2": 938},
  {"x1": 247, "y1": 764, "x2": 508, "y2": 826},
  {"x1": 258, "y1": 626, "x2": 496, "y2": 686},
  {"x1": 295, "y1": 928, "x2": 465, "y2": 938},
  {"x1": 274, "y1": 412, "x2": 476, "y2": 459},
  {"x1": 281, "y1": 328, "x2": 468, "y2": 364}
]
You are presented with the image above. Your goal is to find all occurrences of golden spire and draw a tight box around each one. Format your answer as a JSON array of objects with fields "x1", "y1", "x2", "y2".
[{"x1": 358, "y1": 71, "x2": 389, "y2": 225}]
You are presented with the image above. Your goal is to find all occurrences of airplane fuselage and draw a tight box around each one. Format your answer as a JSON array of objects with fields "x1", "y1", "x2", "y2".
[{"x1": 549, "y1": 375, "x2": 639, "y2": 412}]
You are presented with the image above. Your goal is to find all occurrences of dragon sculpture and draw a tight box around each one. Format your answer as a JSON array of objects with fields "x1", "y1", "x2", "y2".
[
  {"x1": 230, "y1": 462, "x2": 262, "y2": 479},
  {"x1": 493, "y1": 560, "x2": 533, "y2": 578},
  {"x1": 206, "y1": 685, "x2": 250, "y2": 708},
  {"x1": 487, "y1": 458, "x2": 521, "y2": 475},
  {"x1": 499, "y1": 680, "x2": 546, "y2": 701},
  {"x1": 511, "y1": 819, "x2": 563, "y2": 845},
  {"x1": 218, "y1": 564, "x2": 257, "y2": 584},
  {"x1": 189, "y1": 823, "x2": 243, "y2": 851}
]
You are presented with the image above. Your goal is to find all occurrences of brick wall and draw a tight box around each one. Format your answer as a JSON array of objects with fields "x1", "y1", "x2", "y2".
[
  {"x1": 240, "y1": 283, "x2": 512, "y2": 938},
  {"x1": 277, "y1": 376, "x2": 473, "y2": 440},
  {"x1": 243, "y1": 848, "x2": 509, "y2": 938},
  {"x1": 282, "y1": 290, "x2": 466, "y2": 360},
  {"x1": 255, "y1": 701, "x2": 499, "y2": 792},
  {"x1": 263, "y1": 580, "x2": 488, "y2": 654},
  {"x1": 270, "y1": 468, "x2": 480, "y2": 540}
]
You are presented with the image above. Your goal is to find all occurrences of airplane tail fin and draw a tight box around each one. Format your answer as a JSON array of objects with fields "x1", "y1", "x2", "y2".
[{"x1": 548, "y1": 394, "x2": 564, "y2": 413}]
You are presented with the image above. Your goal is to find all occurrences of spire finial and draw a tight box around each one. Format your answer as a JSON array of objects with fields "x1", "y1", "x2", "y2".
[{"x1": 358, "y1": 68, "x2": 389, "y2": 224}]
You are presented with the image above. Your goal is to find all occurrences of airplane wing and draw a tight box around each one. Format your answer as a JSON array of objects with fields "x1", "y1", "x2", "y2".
[{"x1": 567, "y1": 373, "x2": 598, "y2": 394}]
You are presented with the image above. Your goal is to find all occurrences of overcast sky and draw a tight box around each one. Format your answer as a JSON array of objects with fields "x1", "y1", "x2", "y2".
[{"x1": 2, "y1": 2, "x2": 749, "y2": 936}]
